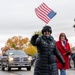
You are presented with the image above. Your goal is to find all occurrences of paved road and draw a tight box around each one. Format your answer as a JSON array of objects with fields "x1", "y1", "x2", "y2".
[{"x1": 0, "y1": 66, "x2": 75, "y2": 75}]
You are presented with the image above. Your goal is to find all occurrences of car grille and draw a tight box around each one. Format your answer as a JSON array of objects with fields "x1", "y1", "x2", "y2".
[{"x1": 14, "y1": 57, "x2": 28, "y2": 62}]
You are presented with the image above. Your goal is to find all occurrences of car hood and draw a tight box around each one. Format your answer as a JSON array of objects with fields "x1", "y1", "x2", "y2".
[{"x1": 9, "y1": 55, "x2": 28, "y2": 58}]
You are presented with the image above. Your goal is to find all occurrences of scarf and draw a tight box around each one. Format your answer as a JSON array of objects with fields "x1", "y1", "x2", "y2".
[{"x1": 61, "y1": 40, "x2": 66, "y2": 49}]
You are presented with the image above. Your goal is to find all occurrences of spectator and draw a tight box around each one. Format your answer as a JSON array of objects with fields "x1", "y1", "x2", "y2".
[
  {"x1": 71, "y1": 53, "x2": 75, "y2": 68},
  {"x1": 56, "y1": 33, "x2": 71, "y2": 75},
  {"x1": 31, "y1": 25, "x2": 65, "y2": 75}
]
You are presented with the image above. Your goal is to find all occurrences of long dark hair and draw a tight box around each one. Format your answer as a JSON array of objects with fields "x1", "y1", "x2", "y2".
[{"x1": 59, "y1": 33, "x2": 68, "y2": 41}]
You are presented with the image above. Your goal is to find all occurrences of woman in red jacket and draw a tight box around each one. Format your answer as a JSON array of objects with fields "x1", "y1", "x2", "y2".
[{"x1": 56, "y1": 33, "x2": 71, "y2": 75}]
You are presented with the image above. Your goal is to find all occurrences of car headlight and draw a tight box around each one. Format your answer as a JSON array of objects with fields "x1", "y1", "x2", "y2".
[
  {"x1": 28, "y1": 56, "x2": 32, "y2": 61},
  {"x1": 8, "y1": 57, "x2": 14, "y2": 62}
]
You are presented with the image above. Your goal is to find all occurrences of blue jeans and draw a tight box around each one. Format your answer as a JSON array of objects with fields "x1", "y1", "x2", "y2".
[{"x1": 60, "y1": 69, "x2": 66, "y2": 75}]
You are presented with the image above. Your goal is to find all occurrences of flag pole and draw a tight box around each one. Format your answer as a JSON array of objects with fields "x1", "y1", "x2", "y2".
[{"x1": 45, "y1": 23, "x2": 48, "y2": 26}]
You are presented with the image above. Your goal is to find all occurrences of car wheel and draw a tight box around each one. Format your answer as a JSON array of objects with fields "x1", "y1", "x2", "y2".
[
  {"x1": 1, "y1": 63, "x2": 5, "y2": 71},
  {"x1": 1, "y1": 66, "x2": 5, "y2": 71},
  {"x1": 7, "y1": 64, "x2": 11, "y2": 71},
  {"x1": 27, "y1": 66, "x2": 31, "y2": 71},
  {"x1": 18, "y1": 67, "x2": 21, "y2": 70},
  {"x1": 7, "y1": 67, "x2": 11, "y2": 71}
]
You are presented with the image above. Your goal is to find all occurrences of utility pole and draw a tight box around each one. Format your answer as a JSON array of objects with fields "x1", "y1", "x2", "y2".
[
  {"x1": 73, "y1": 18, "x2": 75, "y2": 34},
  {"x1": 73, "y1": 18, "x2": 75, "y2": 47}
]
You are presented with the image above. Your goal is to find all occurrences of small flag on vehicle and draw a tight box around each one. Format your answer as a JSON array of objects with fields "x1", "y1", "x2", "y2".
[{"x1": 35, "y1": 3, "x2": 57, "y2": 24}]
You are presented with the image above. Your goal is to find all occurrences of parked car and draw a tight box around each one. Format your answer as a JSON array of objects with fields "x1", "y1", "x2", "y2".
[
  {"x1": 0, "y1": 57, "x2": 1, "y2": 66},
  {"x1": 1, "y1": 50, "x2": 32, "y2": 71}
]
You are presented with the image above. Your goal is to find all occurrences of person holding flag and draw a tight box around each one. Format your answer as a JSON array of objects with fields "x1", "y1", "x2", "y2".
[
  {"x1": 31, "y1": 25, "x2": 65, "y2": 75},
  {"x1": 56, "y1": 33, "x2": 71, "y2": 75}
]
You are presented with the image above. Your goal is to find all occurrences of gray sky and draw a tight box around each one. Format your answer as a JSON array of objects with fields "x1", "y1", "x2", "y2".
[{"x1": 0, "y1": 0, "x2": 75, "y2": 49}]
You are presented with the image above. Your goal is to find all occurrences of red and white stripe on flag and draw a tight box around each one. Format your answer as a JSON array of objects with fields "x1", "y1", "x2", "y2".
[{"x1": 35, "y1": 3, "x2": 52, "y2": 24}]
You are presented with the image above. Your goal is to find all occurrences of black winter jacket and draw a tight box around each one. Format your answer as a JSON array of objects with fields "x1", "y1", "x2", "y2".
[{"x1": 31, "y1": 35, "x2": 65, "y2": 75}]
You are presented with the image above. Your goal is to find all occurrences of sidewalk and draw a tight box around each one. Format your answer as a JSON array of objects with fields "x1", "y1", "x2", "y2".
[{"x1": 66, "y1": 68, "x2": 75, "y2": 75}]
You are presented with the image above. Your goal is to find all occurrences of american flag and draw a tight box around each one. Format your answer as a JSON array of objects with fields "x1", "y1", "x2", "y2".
[{"x1": 35, "y1": 3, "x2": 56, "y2": 24}]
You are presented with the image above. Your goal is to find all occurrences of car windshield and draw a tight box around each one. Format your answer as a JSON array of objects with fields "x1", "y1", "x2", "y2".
[{"x1": 6, "y1": 50, "x2": 27, "y2": 56}]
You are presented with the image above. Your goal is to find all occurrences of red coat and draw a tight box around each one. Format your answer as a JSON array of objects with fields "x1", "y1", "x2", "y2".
[{"x1": 56, "y1": 40, "x2": 71, "y2": 69}]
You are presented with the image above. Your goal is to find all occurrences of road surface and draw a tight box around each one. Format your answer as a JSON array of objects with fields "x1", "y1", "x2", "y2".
[{"x1": 0, "y1": 66, "x2": 75, "y2": 75}]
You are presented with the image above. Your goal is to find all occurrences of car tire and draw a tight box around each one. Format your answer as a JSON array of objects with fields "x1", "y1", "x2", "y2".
[
  {"x1": 18, "y1": 67, "x2": 21, "y2": 70},
  {"x1": 1, "y1": 62, "x2": 5, "y2": 71},
  {"x1": 7, "y1": 64, "x2": 11, "y2": 71},
  {"x1": 27, "y1": 66, "x2": 31, "y2": 71},
  {"x1": 1, "y1": 66, "x2": 5, "y2": 71},
  {"x1": 7, "y1": 67, "x2": 11, "y2": 71}
]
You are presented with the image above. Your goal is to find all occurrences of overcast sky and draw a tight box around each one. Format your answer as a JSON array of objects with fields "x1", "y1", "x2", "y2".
[{"x1": 0, "y1": 0, "x2": 75, "y2": 50}]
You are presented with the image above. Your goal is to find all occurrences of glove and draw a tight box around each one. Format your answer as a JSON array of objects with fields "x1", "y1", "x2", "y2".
[
  {"x1": 31, "y1": 34, "x2": 39, "y2": 46},
  {"x1": 66, "y1": 52, "x2": 70, "y2": 56}
]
